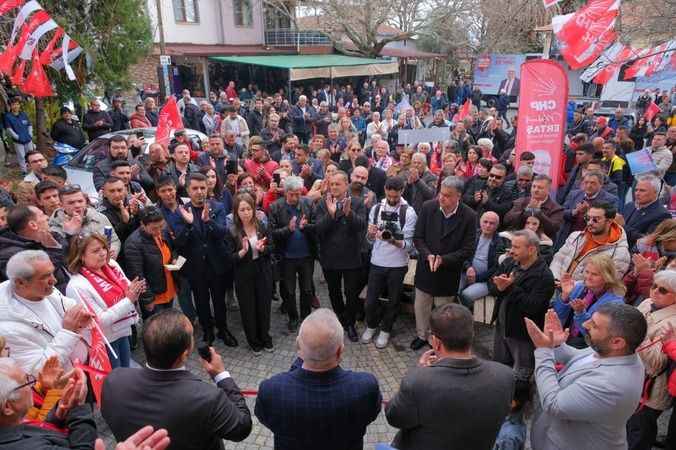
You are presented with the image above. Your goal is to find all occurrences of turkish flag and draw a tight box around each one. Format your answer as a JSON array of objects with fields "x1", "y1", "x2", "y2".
[
  {"x1": 21, "y1": 50, "x2": 53, "y2": 97},
  {"x1": 39, "y1": 28, "x2": 63, "y2": 66},
  {"x1": 644, "y1": 102, "x2": 661, "y2": 122},
  {"x1": 10, "y1": 58, "x2": 26, "y2": 87},
  {"x1": 0, "y1": 0, "x2": 26, "y2": 16},
  {"x1": 455, "y1": 99, "x2": 472, "y2": 122},
  {"x1": 155, "y1": 96, "x2": 184, "y2": 148}
]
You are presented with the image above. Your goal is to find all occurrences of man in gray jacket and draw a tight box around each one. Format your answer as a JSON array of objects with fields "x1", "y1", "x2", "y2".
[
  {"x1": 386, "y1": 303, "x2": 514, "y2": 449},
  {"x1": 525, "y1": 304, "x2": 647, "y2": 450}
]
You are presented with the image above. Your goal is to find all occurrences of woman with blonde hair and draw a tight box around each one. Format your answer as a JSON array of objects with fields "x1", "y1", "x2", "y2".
[
  {"x1": 66, "y1": 233, "x2": 146, "y2": 367},
  {"x1": 552, "y1": 253, "x2": 626, "y2": 348}
]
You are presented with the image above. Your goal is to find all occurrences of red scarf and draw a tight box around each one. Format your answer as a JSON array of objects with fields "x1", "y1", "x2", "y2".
[{"x1": 80, "y1": 264, "x2": 128, "y2": 308}]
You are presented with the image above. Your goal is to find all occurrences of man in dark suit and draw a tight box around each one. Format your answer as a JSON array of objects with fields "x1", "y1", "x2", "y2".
[
  {"x1": 255, "y1": 308, "x2": 382, "y2": 450},
  {"x1": 174, "y1": 173, "x2": 237, "y2": 346},
  {"x1": 355, "y1": 155, "x2": 386, "y2": 200},
  {"x1": 386, "y1": 304, "x2": 514, "y2": 450},
  {"x1": 102, "y1": 310, "x2": 252, "y2": 450},
  {"x1": 313, "y1": 171, "x2": 367, "y2": 342},
  {"x1": 498, "y1": 67, "x2": 520, "y2": 97},
  {"x1": 411, "y1": 176, "x2": 476, "y2": 350},
  {"x1": 622, "y1": 174, "x2": 671, "y2": 248}
]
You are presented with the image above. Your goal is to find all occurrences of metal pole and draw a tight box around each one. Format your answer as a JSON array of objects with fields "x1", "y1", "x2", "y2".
[{"x1": 154, "y1": 0, "x2": 170, "y2": 98}]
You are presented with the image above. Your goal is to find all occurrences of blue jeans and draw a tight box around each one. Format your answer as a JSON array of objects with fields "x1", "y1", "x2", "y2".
[
  {"x1": 108, "y1": 336, "x2": 131, "y2": 368},
  {"x1": 458, "y1": 273, "x2": 490, "y2": 310}
]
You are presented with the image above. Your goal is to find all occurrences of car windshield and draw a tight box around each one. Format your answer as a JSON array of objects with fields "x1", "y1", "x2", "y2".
[{"x1": 68, "y1": 129, "x2": 205, "y2": 170}]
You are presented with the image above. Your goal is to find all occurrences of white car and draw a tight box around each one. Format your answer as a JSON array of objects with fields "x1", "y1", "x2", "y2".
[{"x1": 64, "y1": 127, "x2": 207, "y2": 201}]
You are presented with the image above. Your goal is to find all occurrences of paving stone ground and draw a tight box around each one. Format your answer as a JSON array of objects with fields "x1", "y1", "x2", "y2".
[
  {"x1": 96, "y1": 264, "x2": 495, "y2": 449},
  {"x1": 96, "y1": 264, "x2": 672, "y2": 449}
]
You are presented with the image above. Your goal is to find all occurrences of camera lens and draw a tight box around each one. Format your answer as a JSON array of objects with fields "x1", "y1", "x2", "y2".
[{"x1": 382, "y1": 230, "x2": 392, "y2": 240}]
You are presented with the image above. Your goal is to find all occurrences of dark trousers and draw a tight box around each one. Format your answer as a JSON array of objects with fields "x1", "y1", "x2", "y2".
[
  {"x1": 190, "y1": 269, "x2": 227, "y2": 333},
  {"x1": 235, "y1": 259, "x2": 273, "y2": 349},
  {"x1": 627, "y1": 406, "x2": 662, "y2": 450},
  {"x1": 322, "y1": 267, "x2": 361, "y2": 327},
  {"x1": 365, "y1": 264, "x2": 407, "y2": 333},
  {"x1": 282, "y1": 256, "x2": 314, "y2": 321}
]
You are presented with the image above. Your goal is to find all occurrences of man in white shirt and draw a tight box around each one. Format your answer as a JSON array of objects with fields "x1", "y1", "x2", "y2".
[
  {"x1": 362, "y1": 176, "x2": 417, "y2": 349},
  {"x1": 0, "y1": 250, "x2": 93, "y2": 375}
]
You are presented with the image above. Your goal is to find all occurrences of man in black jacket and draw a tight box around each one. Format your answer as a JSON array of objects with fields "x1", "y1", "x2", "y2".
[
  {"x1": 50, "y1": 107, "x2": 86, "y2": 149},
  {"x1": 313, "y1": 170, "x2": 367, "y2": 342},
  {"x1": 462, "y1": 163, "x2": 514, "y2": 222},
  {"x1": 0, "y1": 360, "x2": 97, "y2": 450},
  {"x1": 97, "y1": 176, "x2": 141, "y2": 263},
  {"x1": 92, "y1": 135, "x2": 132, "y2": 191},
  {"x1": 488, "y1": 229, "x2": 555, "y2": 385},
  {"x1": 246, "y1": 98, "x2": 265, "y2": 136},
  {"x1": 411, "y1": 176, "x2": 476, "y2": 350},
  {"x1": 269, "y1": 176, "x2": 317, "y2": 331},
  {"x1": 83, "y1": 99, "x2": 113, "y2": 140},
  {"x1": 355, "y1": 155, "x2": 386, "y2": 200},
  {"x1": 102, "y1": 310, "x2": 252, "y2": 450},
  {"x1": 0, "y1": 206, "x2": 69, "y2": 293},
  {"x1": 109, "y1": 97, "x2": 129, "y2": 132}
]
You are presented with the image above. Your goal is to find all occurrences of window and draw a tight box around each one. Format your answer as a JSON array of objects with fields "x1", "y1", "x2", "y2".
[
  {"x1": 173, "y1": 0, "x2": 199, "y2": 23},
  {"x1": 234, "y1": 0, "x2": 253, "y2": 27}
]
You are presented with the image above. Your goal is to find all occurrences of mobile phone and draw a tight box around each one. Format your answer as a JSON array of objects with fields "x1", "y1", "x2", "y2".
[
  {"x1": 226, "y1": 160, "x2": 238, "y2": 175},
  {"x1": 197, "y1": 345, "x2": 212, "y2": 362},
  {"x1": 273, "y1": 173, "x2": 281, "y2": 184}
]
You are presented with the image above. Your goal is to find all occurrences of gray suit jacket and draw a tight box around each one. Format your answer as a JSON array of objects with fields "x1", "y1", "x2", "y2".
[
  {"x1": 385, "y1": 357, "x2": 513, "y2": 450},
  {"x1": 531, "y1": 345, "x2": 644, "y2": 450}
]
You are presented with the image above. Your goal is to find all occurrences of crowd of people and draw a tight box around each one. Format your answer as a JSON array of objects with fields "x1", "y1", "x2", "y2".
[{"x1": 0, "y1": 77, "x2": 675, "y2": 450}]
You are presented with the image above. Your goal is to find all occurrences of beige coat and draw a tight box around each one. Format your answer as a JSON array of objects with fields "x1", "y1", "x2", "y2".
[{"x1": 636, "y1": 299, "x2": 676, "y2": 410}]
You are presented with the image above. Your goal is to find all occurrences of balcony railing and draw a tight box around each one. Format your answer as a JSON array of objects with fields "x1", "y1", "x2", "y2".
[{"x1": 265, "y1": 29, "x2": 332, "y2": 47}]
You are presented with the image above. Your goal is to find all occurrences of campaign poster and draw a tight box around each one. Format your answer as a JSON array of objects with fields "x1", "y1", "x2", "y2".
[
  {"x1": 631, "y1": 69, "x2": 676, "y2": 101},
  {"x1": 473, "y1": 54, "x2": 527, "y2": 96},
  {"x1": 515, "y1": 59, "x2": 569, "y2": 191}
]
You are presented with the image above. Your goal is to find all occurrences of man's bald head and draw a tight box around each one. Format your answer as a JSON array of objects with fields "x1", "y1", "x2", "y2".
[{"x1": 296, "y1": 309, "x2": 344, "y2": 370}]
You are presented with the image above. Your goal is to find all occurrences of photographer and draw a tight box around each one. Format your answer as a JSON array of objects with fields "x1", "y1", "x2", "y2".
[{"x1": 362, "y1": 176, "x2": 417, "y2": 349}]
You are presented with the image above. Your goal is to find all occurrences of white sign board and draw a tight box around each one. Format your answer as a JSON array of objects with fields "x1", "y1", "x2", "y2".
[
  {"x1": 160, "y1": 55, "x2": 171, "y2": 66},
  {"x1": 398, "y1": 128, "x2": 451, "y2": 146}
]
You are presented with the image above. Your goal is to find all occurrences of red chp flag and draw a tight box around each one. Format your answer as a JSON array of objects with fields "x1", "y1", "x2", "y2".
[
  {"x1": 155, "y1": 96, "x2": 184, "y2": 149},
  {"x1": 22, "y1": 49, "x2": 53, "y2": 97},
  {"x1": 515, "y1": 60, "x2": 568, "y2": 192},
  {"x1": 644, "y1": 102, "x2": 661, "y2": 122},
  {"x1": 555, "y1": 0, "x2": 620, "y2": 70},
  {"x1": 0, "y1": 0, "x2": 26, "y2": 16}
]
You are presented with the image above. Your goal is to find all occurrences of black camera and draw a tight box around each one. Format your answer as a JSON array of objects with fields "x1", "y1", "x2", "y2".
[{"x1": 380, "y1": 210, "x2": 403, "y2": 241}]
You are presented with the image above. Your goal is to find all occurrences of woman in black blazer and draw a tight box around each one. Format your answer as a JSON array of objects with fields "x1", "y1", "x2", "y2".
[{"x1": 228, "y1": 192, "x2": 275, "y2": 355}]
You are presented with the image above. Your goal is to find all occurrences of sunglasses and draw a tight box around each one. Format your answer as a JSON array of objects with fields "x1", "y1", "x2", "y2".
[
  {"x1": 10, "y1": 374, "x2": 36, "y2": 393},
  {"x1": 584, "y1": 215, "x2": 603, "y2": 223},
  {"x1": 651, "y1": 283, "x2": 670, "y2": 295},
  {"x1": 488, "y1": 174, "x2": 503, "y2": 179}
]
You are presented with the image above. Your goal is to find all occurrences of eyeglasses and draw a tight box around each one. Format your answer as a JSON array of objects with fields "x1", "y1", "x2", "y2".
[
  {"x1": 517, "y1": 178, "x2": 531, "y2": 183},
  {"x1": 651, "y1": 283, "x2": 671, "y2": 295},
  {"x1": 584, "y1": 215, "x2": 603, "y2": 223},
  {"x1": 10, "y1": 374, "x2": 36, "y2": 393},
  {"x1": 488, "y1": 173, "x2": 503, "y2": 179}
]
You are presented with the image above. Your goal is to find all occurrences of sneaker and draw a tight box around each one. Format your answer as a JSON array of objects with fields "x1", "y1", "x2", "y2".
[
  {"x1": 410, "y1": 337, "x2": 429, "y2": 350},
  {"x1": 264, "y1": 343, "x2": 274, "y2": 353},
  {"x1": 375, "y1": 331, "x2": 390, "y2": 349},
  {"x1": 252, "y1": 347, "x2": 262, "y2": 356},
  {"x1": 361, "y1": 327, "x2": 377, "y2": 344}
]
